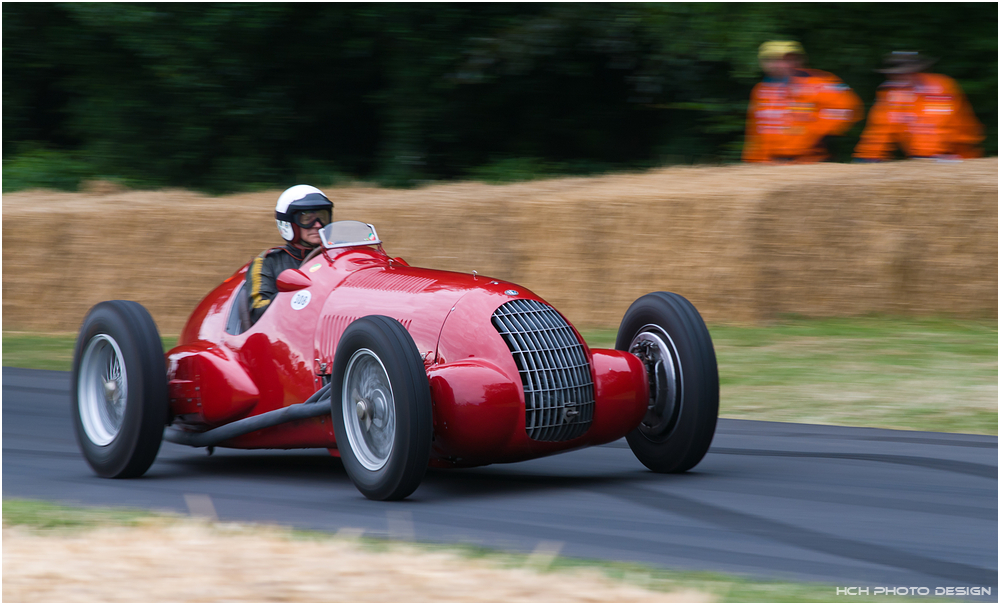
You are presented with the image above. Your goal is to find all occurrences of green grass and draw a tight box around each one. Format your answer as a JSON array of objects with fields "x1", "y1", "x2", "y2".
[
  {"x1": 2, "y1": 498, "x2": 161, "y2": 530},
  {"x1": 2, "y1": 332, "x2": 178, "y2": 372},
  {"x1": 4, "y1": 317, "x2": 996, "y2": 434},
  {"x1": 582, "y1": 316, "x2": 998, "y2": 435},
  {"x1": 3, "y1": 498, "x2": 927, "y2": 603}
]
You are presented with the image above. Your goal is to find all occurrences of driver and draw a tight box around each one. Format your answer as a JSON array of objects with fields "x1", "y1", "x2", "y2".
[{"x1": 246, "y1": 185, "x2": 333, "y2": 325}]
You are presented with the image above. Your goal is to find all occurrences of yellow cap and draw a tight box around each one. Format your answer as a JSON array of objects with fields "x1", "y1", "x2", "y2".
[{"x1": 759, "y1": 40, "x2": 805, "y2": 60}]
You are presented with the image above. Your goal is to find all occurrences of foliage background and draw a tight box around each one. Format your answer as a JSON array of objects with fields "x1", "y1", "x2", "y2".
[{"x1": 4, "y1": 3, "x2": 997, "y2": 192}]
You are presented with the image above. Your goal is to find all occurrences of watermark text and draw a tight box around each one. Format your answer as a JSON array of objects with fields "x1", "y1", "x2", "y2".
[{"x1": 837, "y1": 586, "x2": 992, "y2": 597}]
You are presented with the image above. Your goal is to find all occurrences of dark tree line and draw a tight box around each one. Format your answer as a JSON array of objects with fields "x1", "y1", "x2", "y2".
[{"x1": 4, "y1": 3, "x2": 997, "y2": 192}]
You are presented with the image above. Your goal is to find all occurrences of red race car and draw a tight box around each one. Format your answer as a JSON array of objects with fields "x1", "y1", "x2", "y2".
[{"x1": 72, "y1": 220, "x2": 719, "y2": 500}]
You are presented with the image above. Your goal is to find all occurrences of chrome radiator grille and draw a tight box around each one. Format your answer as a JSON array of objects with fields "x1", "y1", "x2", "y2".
[{"x1": 491, "y1": 299, "x2": 595, "y2": 442}]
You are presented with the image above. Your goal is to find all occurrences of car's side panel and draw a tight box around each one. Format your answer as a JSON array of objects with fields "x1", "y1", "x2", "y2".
[
  {"x1": 179, "y1": 269, "x2": 245, "y2": 345},
  {"x1": 168, "y1": 244, "x2": 650, "y2": 459},
  {"x1": 168, "y1": 341, "x2": 259, "y2": 425},
  {"x1": 312, "y1": 265, "x2": 464, "y2": 375},
  {"x1": 171, "y1": 258, "x2": 329, "y2": 438}
]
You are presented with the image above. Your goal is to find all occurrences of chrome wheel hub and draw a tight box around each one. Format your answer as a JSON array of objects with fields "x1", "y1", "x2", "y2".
[
  {"x1": 629, "y1": 325, "x2": 682, "y2": 438},
  {"x1": 78, "y1": 334, "x2": 128, "y2": 446},
  {"x1": 343, "y1": 349, "x2": 395, "y2": 471}
]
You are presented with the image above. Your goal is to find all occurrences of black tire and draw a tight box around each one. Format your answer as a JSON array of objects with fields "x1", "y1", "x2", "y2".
[
  {"x1": 615, "y1": 292, "x2": 718, "y2": 473},
  {"x1": 71, "y1": 300, "x2": 169, "y2": 478},
  {"x1": 330, "y1": 315, "x2": 432, "y2": 501}
]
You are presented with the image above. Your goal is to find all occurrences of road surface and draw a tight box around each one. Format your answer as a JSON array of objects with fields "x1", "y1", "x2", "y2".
[{"x1": 4, "y1": 367, "x2": 996, "y2": 598}]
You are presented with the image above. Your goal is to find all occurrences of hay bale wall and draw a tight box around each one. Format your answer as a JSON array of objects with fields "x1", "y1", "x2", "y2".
[{"x1": 3, "y1": 159, "x2": 996, "y2": 334}]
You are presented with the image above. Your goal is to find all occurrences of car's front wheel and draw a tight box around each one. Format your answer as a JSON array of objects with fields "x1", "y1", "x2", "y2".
[
  {"x1": 616, "y1": 292, "x2": 718, "y2": 473},
  {"x1": 72, "y1": 300, "x2": 169, "y2": 478},
  {"x1": 331, "y1": 316, "x2": 432, "y2": 500}
]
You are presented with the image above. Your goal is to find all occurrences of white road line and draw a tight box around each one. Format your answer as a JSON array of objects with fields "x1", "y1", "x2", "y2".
[
  {"x1": 527, "y1": 540, "x2": 564, "y2": 568},
  {"x1": 184, "y1": 493, "x2": 217, "y2": 520},
  {"x1": 386, "y1": 510, "x2": 415, "y2": 541}
]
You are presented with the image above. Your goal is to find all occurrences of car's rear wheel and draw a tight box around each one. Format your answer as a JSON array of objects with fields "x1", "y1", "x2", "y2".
[
  {"x1": 616, "y1": 292, "x2": 718, "y2": 473},
  {"x1": 331, "y1": 316, "x2": 432, "y2": 500},
  {"x1": 72, "y1": 300, "x2": 169, "y2": 478}
]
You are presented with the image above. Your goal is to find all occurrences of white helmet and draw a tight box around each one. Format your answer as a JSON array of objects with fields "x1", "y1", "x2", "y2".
[{"x1": 274, "y1": 185, "x2": 333, "y2": 243}]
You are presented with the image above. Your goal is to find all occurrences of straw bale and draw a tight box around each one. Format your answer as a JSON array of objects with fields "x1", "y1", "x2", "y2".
[{"x1": 3, "y1": 159, "x2": 996, "y2": 333}]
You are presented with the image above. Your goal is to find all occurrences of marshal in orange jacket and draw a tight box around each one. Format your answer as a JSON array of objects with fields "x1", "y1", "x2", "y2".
[
  {"x1": 744, "y1": 68, "x2": 863, "y2": 163},
  {"x1": 854, "y1": 73, "x2": 984, "y2": 160}
]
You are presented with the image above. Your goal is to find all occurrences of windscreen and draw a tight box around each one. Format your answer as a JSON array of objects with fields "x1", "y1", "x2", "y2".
[{"x1": 320, "y1": 220, "x2": 381, "y2": 249}]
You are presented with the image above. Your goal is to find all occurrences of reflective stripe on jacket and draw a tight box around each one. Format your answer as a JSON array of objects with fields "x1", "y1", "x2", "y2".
[
  {"x1": 744, "y1": 68, "x2": 863, "y2": 163},
  {"x1": 854, "y1": 73, "x2": 984, "y2": 160},
  {"x1": 245, "y1": 244, "x2": 309, "y2": 325}
]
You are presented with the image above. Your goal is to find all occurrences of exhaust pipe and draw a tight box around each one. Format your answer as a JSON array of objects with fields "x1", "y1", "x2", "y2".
[{"x1": 164, "y1": 384, "x2": 331, "y2": 448}]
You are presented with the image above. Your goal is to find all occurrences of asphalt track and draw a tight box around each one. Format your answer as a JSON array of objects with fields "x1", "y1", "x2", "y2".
[{"x1": 4, "y1": 367, "x2": 997, "y2": 599}]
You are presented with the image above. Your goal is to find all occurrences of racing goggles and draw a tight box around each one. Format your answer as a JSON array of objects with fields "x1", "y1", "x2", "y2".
[{"x1": 292, "y1": 208, "x2": 332, "y2": 229}]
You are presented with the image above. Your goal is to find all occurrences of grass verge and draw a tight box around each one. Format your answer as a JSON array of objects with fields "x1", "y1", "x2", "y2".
[
  {"x1": 582, "y1": 316, "x2": 997, "y2": 435},
  {"x1": 2, "y1": 332, "x2": 178, "y2": 372},
  {"x1": 3, "y1": 498, "x2": 927, "y2": 603},
  {"x1": 3, "y1": 317, "x2": 996, "y2": 434},
  {"x1": 2, "y1": 498, "x2": 157, "y2": 529}
]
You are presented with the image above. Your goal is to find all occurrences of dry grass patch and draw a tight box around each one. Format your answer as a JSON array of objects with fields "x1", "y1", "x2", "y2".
[
  {"x1": 3, "y1": 518, "x2": 712, "y2": 603},
  {"x1": 1, "y1": 499, "x2": 932, "y2": 603}
]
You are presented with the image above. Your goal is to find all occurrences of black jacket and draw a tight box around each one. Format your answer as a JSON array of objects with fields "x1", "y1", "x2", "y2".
[{"x1": 245, "y1": 244, "x2": 311, "y2": 324}]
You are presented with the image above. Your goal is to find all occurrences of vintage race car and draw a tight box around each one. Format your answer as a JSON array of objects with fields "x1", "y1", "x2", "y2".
[{"x1": 72, "y1": 220, "x2": 719, "y2": 500}]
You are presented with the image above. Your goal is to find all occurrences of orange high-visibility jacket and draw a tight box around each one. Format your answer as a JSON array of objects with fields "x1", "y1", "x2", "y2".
[
  {"x1": 744, "y1": 68, "x2": 864, "y2": 163},
  {"x1": 854, "y1": 73, "x2": 984, "y2": 160}
]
